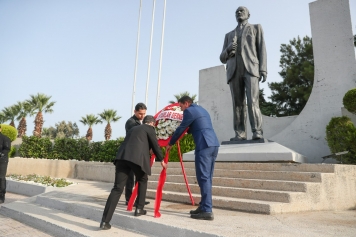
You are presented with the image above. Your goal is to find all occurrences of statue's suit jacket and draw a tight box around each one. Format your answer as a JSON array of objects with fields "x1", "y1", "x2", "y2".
[
  {"x1": 220, "y1": 23, "x2": 267, "y2": 83},
  {"x1": 169, "y1": 104, "x2": 219, "y2": 152}
]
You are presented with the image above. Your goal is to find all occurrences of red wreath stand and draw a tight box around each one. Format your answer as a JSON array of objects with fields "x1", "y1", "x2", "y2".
[{"x1": 127, "y1": 103, "x2": 195, "y2": 218}]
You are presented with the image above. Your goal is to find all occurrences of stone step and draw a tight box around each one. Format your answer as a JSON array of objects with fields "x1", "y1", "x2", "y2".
[
  {"x1": 33, "y1": 192, "x2": 221, "y2": 237},
  {"x1": 149, "y1": 174, "x2": 312, "y2": 192},
  {"x1": 0, "y1": 197, "x2": 143, "y2": 237},
  {"x1": 151, "y1": 167, "x2": 323, "y2": 182},
  {"x1": 162, "y1": 162, "x2": 335, "y2": 173},
  {"x1": 145, "y1": 189, "x2": 291, "y2": 214},
  {"x1": 148, "y1": 182, "x2": 304, "y2": 203}
]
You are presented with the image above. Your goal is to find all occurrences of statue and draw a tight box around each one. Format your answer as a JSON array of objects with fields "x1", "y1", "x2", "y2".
[{"x1": 219, "y1": 6, "x2": 267, "y2": 141}]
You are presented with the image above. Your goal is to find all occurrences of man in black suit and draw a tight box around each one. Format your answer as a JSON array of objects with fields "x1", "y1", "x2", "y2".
[
  {"x1": 0, "y1": 125, "x2": 11, "y2": 204},
  {"x1": 100, "y1": 115, "x2": 166, "y2": 230},
  {"x1": 124, "y1": 102, "x2": 147, "y2": 205}
]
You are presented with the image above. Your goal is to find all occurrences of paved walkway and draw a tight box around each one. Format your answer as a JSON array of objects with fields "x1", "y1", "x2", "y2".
[{"x1": 0, "y1": 192, "x2": 52, "y2": 237}]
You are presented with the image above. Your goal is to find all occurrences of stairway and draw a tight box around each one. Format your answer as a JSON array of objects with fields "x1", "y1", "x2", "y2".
[{"x1": 146, "y1": 162, "x2": 353, "y2": 214}]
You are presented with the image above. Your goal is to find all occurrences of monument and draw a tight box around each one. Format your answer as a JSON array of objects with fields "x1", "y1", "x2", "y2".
[
  {"x1": 184, "y1": 0, "x2": 356, "y2": 163},
  {"x1": 219, "y1": 6, "x2": 267, "y2": 141}
]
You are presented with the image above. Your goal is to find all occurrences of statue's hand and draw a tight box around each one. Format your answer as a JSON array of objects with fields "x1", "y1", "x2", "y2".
[
  {"x1": 259, "y1": 72, "x2": 267, "y2": 83},
  {"x1": 227, "y1": 42, "x2": 237, "y2": 57}
]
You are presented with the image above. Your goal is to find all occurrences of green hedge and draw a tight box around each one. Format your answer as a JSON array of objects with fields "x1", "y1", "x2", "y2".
[
  {"x1": 9, "y1": 146, "x2": 16, "y2": 158},
  {"x1": 343, "y1": 88, "x2": 356, "y2": 114},
  {"x1": 0, "y1": 124, "x2": 17, "y2": 141},
  {"x1": 17, "y1": 135, "x2": 196, "y2": 162},
  {"x1": 164, "y1": 134, "x2": 196, "y2": 162},
  {"x1": 326, "y1": 116, "x2": 356, "y2": 164},
  {"x1": 19, "y1": 136, "x2": 125, "y2": 162},
  {"x1": 19, "y1": 136, "x2": 53, "y2": 158}
]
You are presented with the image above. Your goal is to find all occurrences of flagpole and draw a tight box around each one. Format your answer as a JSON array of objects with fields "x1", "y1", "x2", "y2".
[
  {"x1": 131, "y1": 0, "x2": 142, "y2": 114},
  {"x1": 156, "y1": 0, "x2": 166, "y2": 113},
  {"x1": 145, "y1": 0, "x2": 156, "y2": 106}
]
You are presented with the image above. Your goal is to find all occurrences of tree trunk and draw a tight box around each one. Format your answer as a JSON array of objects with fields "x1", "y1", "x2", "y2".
[
  {"x1": 33, "y1": 112, "x2": 43, "y2": 137},
  {"x1": 86, "y1": 127, "x2": 92, "y2": 141},
  {"x1": 9, "y1": 120, "x2": 15, "y2": 128},
  {"x1": 17, "y1": 117, "x2": 27, "y2": 138},
  {"x1": 105, "y1": 123, "x2": 111, "y2": 141}
]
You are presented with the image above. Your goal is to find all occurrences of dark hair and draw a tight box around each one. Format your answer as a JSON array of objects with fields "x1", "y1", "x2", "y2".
[
  {"x1": 143, "y1": 115, "x2": 155, "y2": 124},
  {"x1": 135, "y1": 103, "x2": 147, "y2": 111},
  {"x1": 178, "y1": 96, "x2": 193, "y2": 104}
]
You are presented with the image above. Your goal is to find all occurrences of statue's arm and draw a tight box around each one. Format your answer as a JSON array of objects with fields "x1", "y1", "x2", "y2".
[
  {"x1": 220, "y1": 34, "x2": 229, "y2": 64},
  {"x1": 256, "y1": 24, "x2": 267, "y2": 75}
]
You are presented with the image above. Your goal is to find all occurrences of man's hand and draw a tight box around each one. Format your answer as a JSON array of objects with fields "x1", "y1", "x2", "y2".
[
  {"x1": 259, "y1": 72, "x2": 267, "y2": 83},
  {"x1": 165, "y1": 144, "x2": 172, "y2": 152},
  {"x1": 161, "y1": 161, "x2": 167, "y2": 169}
]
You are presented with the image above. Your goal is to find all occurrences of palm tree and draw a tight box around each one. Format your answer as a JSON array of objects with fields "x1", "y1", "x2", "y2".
[
  {"x1": 0, "y1": 112, "x2": 6, "y2": 124},
  {"x1": 98, "y1": 109, "x2": 121, "y2": 140},
  {"x1": 26, "y1": 93, "x2": 56, "y2": 137},
  {"x1": 79, "y1": 114, "x2": 102, "y2": 141},
  {"x1": 169, "y1": 91, "x2": 198, "y2": 104},
  {"x1": 2, "y1": 104, "x2": 21, "y2": 128},
  {"x1": 16, "y1": 101, "x2": 32, "y2": 138}
]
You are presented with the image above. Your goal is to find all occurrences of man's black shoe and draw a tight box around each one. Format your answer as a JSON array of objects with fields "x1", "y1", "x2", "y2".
[
  {"x1": 99, "y1": 221, "x2": 111, "y2": 230},
  {"x1": 134, "y1": 208, "x2": 147, "y2": 216},
  {"x1": 190, "y1": 211, "x2": 214, "y2": 221},
  {"x1": 145, "y1": 201, "x2": 150, "y2": 205},
  {"x1": 190, "y1": 206, "x2": 202, "y2": 214}
]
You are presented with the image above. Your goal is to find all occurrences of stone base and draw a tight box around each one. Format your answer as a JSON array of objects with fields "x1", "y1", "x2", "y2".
[
  {"x1": 221, "y1": 138, "x2": 271, "y2": 145},
  {"x1": 183, "y1": 142, "x2": 306, "y2": 163}
]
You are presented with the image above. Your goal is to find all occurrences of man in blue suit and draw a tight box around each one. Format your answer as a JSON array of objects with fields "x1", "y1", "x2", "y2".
[{"x1": 166, "y1": 96, "x2": 219, "y2": 221}]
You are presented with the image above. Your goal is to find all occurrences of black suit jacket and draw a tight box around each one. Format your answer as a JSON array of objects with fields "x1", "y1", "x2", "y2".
[
  {"x1": 125, "y1": 115, "x2": 141, "y2": 135},
  {"x1": 0, "y1": 133, "x2": 11, "y2": 160},
  {"x1": 115, "y1": 124, "x2": 163, "y2": 175}
]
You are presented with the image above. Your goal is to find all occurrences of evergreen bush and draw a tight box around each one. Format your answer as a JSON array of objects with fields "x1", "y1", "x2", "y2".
[
  {"x1": 18, "y1": 136, "x2": 53, "y2": 158},
  {"x1": 343, "y1": 88, "x2": 356, "y2": 114},
  {"x1": 0, "y1": 124, "x2": 18, "y2": 141},
  {"x1": 17, "y1": 135, "x2": 195, "y2": 163},
  {"x1": 51, "y1": 137, "x2": 90, "y2": 160},
  {"x1": 165, "y1": 134, "x2": 196, "y2": 162},
  {"x1": 89, "y1": 138, "x2": 125, "y2": 162},
  {"x1": 326, "y1": 116, "x2": 356, "y2": 164},
  {"x1": 9, "y1": 146, "x2": 16, "y2": 158}
]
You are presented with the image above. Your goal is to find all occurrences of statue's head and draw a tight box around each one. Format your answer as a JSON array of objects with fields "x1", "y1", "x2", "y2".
[{"x1": 235, "y1": 6, "x2": 250, "y2": 22}]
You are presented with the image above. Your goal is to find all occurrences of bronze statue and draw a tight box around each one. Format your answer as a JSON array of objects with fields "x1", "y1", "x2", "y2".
[{"x1": 220, "y1": 6, "x2": 267, "y2": 140}]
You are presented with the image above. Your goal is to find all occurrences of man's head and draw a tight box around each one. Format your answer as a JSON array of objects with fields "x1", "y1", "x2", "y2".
[
  {"x1": 235, "y1": 6, "x2": 250, "y2": 23},
  {"x1": 143, "y1": 115, "x2": 156, "y2": 126},
  {"x1": 178, "y1": 96, "x2": 193, "y2": 111},
  {"x1": 134, "y1": 103, "x2": 147, "y2": 121}
]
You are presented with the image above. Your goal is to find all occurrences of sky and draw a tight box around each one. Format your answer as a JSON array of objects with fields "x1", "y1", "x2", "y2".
[{"x1": 1, "y1": 0, "x2": 356, "y2": 141}]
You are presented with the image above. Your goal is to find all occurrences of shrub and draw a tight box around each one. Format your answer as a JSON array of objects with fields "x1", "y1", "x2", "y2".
[
  {"x1": 0, "y1": 124, "x2": 17, "y2": 141},
  {"x1": 165, "y1": 134, "x2": 196, "y2": 162},
  {"x1": 326, "y1": 116, "x2": 356, "y2": 164},
  {"x1": 343, "y1": 88, "x2": 356, "y2": 114},
  {"x1": 9, "y1": 146, "x2": 16, "y2": 158},
  {"x1": 51, "y1": 137, "x2": 90, "y2": 160},
  {"x1": 89, "y1": 138, "x2": 125, "y2": 162},
  {"x1": 18, "y1": 136, "x2": 53, "y2": 158}
]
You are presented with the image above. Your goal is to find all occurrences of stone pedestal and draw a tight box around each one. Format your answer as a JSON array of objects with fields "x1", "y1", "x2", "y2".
[{"x1": 183, "y1": 142, "x2": 306, "y2": 163}]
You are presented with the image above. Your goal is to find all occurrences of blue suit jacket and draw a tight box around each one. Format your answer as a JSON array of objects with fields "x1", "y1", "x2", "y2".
[{"x1": 169, "y1": 104, "x2": 220, "y2": 151}]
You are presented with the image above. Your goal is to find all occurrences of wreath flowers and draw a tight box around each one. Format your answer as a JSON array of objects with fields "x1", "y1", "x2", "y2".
[{"x1": 155, "y1": 105, "x2": 183, "y2": 140}]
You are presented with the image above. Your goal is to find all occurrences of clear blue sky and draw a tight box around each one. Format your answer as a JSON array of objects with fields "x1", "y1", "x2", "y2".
[{"x1": 1, "y1": 0, "x2": 355, "y2": 141}]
